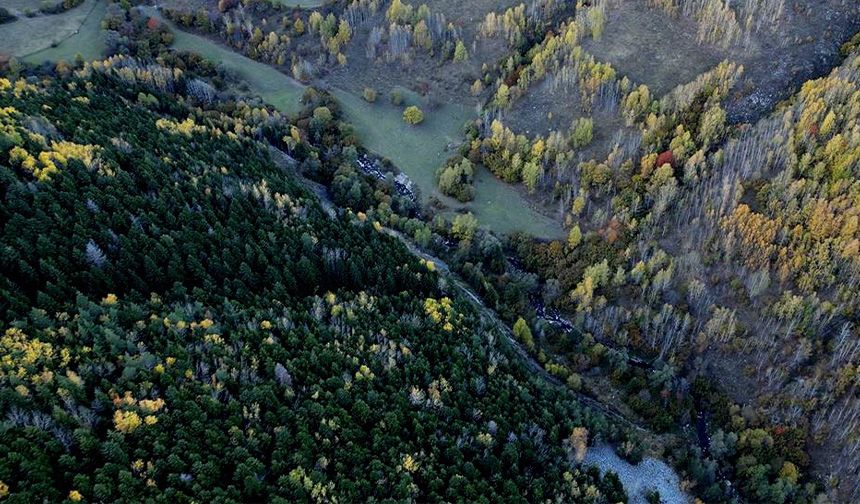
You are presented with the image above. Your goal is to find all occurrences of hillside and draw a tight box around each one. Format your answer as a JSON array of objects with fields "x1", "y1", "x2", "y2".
[
  {"x1": 1, "y1": 0, "x2": 860, "y2": 502},
  {"x1": 0, "y1": 69, "x2": 630, "y2": 502}
]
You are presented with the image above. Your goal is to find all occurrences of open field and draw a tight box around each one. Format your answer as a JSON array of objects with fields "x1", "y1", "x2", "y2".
[
  {"x1": 334, "y1": 87, "x2": 564, "y2": 238},
  {"x1": 151, "y1": 10, "x2": 305, "y2": 115},
  {"x1": 333, "y1": 86, "x2": 469, "y2": 195},
  {"x1": 0, "y1": 0, "x2": 103, "y2": 59},
  {"x1": 464, "y1": 167, "x2": 564, "y2": 239},
  {"x1": 22, "y1": 0, "x2": 107, "y2": 64}
]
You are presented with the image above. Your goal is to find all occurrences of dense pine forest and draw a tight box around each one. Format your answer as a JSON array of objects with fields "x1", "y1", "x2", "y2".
[{"x1": 0, "y1": 65, "x2": 637, "y2": 502}]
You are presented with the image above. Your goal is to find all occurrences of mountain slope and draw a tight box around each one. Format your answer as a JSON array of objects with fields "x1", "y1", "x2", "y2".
[{"x1": 0, "y1": 67, "x2": 630, "y2": 502}]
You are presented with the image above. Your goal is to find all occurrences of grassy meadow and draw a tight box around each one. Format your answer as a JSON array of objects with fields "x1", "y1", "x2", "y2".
[
  {"x1": 1, "y1": 0, "x2": 105, "y2": 61},
  {"x1": 155, "y1": 10, "x2": 305, "y2": 115},
  {"x1": 334, "y1": 87, "x2": 564, "y2": 238}
]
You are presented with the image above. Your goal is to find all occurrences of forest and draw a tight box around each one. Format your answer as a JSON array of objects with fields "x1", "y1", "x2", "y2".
[
  {"x1": 1, "y1": 0, "x2": 860, "y2": 502},
  {"x1": 0, "y1": 57, "x2": 645, "y2": 502}
]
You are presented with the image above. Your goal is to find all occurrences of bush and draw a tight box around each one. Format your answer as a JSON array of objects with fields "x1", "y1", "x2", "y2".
[
  {"x1": 313, "y1": 106, "x2": 333, "y2": 122},
  {"x1": 840, "y1": 31, "x2": 860, "y2": 57},
  {"x1": 403, "y1": 106, "x2": 424, "y2": 125},
  {"x1": 0, "y1": 7, "x2": 16, "y2": 24},
  {"x1": 453, "y1": 41, "x2": 469, "y2": 62},
  {"x1": 39, "y1": 0, "x2": 84, "y2": 15},
  {"x1": 570, "y1": 117, "x2": 593, "y2": 149},
  {"x1": 362, "y1": 87, "x2": 377, "y2": 103},
  {"x1": 390, "y1": 89, "x2": 404, "y2": 106}
]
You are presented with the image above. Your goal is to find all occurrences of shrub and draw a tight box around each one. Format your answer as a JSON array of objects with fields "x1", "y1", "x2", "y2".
[
  {"x1": 403, "y1": 106, "x2": 424, "y2": 125},
  {"x1": 362, "y1": 87, "x2": 377, "y2": 103},
  {"x1": 0, "y1": 7, "x2": 16, "y2": 24},
  {"x1": 453, "y1": 41, "x2": 469, "y2": 62},
  {"x1": 570, "y1": 117, "x2": 594, "y2": 149},
  {"x1": 390, "y1": 89, "x2": 404, "y2": 106},
  {"x1": 313, "y1": 106, "x2": 333, "y2": 122}
]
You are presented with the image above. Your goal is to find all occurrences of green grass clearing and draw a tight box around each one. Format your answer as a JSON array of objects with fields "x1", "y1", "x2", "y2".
[
  {"x1": 334, "y1": 88, "x2": 564, "y2": 239},
  {"x1": 333, "y1": 86, "x2": 467, "y2": 204},
  {"x1": 147, "y1": 9, "x2": 305, "y2": 115},
  {"x1": 22, "y1": 0, "x2": 107, "y2": 64},
  {"x1": 461, "y1": 167, "x2": 564, "y2": 239},
  {"x1": 1, "y1": 0, "x2": 103, "y2": 60}
]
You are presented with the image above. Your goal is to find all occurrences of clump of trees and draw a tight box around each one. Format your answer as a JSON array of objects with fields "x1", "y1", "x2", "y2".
[
  {"x1": 480, "y1": 0, "x2": 572, "y2": 49},
  {"x1": 38, "y1": 0, "x2": 85, "y2": 15},
  {"x1": 648, "y1": 0, "x2": 786, "y2": 49},
  {"x1": 436, "y1": 157, "x2": 474, "y2": 201},
  {"x1": 365, "y1": 0, "x2": 463, "y2": 63},
  {"x1": 451, "y1": 212, "x2": 479, "y2": 242},
  {"x1": 308, "y1": 10, "x2": 353, "y2": 60},
  {"x1": 487, "y1": 19, "x2": 618, "y2": 113},
  {"x1": 102, "y1": 6, "x2": 175, "y2": 59}
]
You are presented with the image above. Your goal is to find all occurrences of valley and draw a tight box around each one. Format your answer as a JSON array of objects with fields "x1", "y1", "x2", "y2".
[{"x1": 1, "y1": 0, "x2": 859, "y2": 502}]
